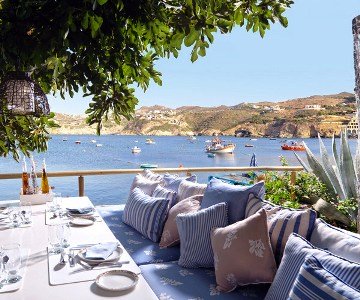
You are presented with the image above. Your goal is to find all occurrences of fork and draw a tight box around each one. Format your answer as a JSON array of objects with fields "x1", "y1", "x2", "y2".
[{"x1": 78, "y1": 260, "x2": 130, "y2": 270}]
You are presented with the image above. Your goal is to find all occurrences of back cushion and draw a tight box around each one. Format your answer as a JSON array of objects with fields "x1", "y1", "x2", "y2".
[
  {"x1": 130, "y1": 174, "x2": 162, "y2": 195},
  {"x1": 152, "y1": 185, "x2": 178, "y2": 208},
  {"x1": 177, "y1": 180, "x2": 207, "y2": 202},
  {"x1": 310, "y1": 218, "x2": 360, "y2": 263},
  {"x1": 201, "y1": 178, "x2": 265, "y2": 224},
  {"x1": 142, "y1": 169, "x2": 164, "y2": 182},
  {"x1": 163, "y1": 174, "x2": 197, "y2": 192}
]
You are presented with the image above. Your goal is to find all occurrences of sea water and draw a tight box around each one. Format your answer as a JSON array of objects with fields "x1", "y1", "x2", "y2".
[{"x1": 0, "y1": 135, "x2": 356, "y2": 205}]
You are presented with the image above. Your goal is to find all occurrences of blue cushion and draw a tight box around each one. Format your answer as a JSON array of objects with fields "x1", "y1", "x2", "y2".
[
  {"x1": 152, "y1": 185, "x2": 178, "y2": 208},
  {"x1": 310, "y1": 218, "x2": 360, "y2": 263},
  {"x1": 163, "y1": 174, "x2": 197, "y2": 192},
  {"x1": 96, "y1": 205, "x2": 180, "y2": 265},
  {"x1": 289, "y1": 255, "x2": 360, "y2": 300},
  {"x1": 265, "y1": 233, "x2": 360, "y2": 300},
  {"x1": 140, "y1": 261, "x2": 270, "y2": 300},
  {"x1": 176, "y1": 202, "x2": 228, "y2": 268},
  {"x1": 201, "y1": 178, "x2": 265, "y2": 224},
  {"x1": 123, "y1": 188, "x2": 170, "y2": 242}
]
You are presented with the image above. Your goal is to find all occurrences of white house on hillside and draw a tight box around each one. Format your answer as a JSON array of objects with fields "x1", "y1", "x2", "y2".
[{"x1": 304, "y1": 104, "x2": 322, "y2": 110}]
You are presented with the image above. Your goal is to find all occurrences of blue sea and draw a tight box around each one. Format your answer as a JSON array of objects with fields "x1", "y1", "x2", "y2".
[{"x1": 0, "y1": 135, "x2": 357, "y2": 205}]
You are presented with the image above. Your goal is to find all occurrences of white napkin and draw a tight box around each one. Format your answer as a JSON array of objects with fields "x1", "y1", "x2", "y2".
[{"x1": 84, "y1": 242, "x2": 118, "y2": 260}]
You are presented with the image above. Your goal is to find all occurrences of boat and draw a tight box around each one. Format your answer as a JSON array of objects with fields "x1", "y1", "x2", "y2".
[
  {"x1": 131, "y1": 146, "x2": 141, "y2": 153},
  {"x1": 269, "y1": 138, "x2": 277, "y2": 140},
  {"x1": 145, "y1": 138, "x2": 156, "y2": 144},
  {"x1": 75, "y1": 140, "x2": 81, "y2": 144},
  {"x1": 62, "y1": 138, "x2": 68, "y2": 141},
  {"x1": 91, "y1": 139, "x2": 96, "y2": 143},
  {"x1": 140, "y1": 163, "x2": 158, "y2": 169},
  {"x1": 205, "y1": 138, "x2": 236, "y2": 154},
  {"x1": 207, "y1": 153, "x2": 216, "y2": 158},
  {"x1": 96, "y1": 144, "x2": 103, "y2": 147},
  {"x1": 281, "y1": 141, "x2": 305, "y2": 151},
  {"x1": 250, "y1": 138, "x2": 257, "y2": 141},
  {"x1": 245, "y1": 144, "x2": 254, "y2": 147}
]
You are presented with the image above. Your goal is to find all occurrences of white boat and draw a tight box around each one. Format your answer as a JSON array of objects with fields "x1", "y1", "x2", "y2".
[
  {"x1": 131, "y1": 146, "x2": 141, "y2": 153},
  {"x1": 205, "y1": 138, "x2": 236, "y2": 154},
  {"x1": 96, "y1": 144, "x2": 103, "y2": 147},
  {"x1": 75, "y1": 140, "x2": 81, "y2": 144},
  {"x1": 91, "y1": 139, "x2": 97, "y2": 143},
  {"x1": 250, "y1": 138, "x2": 258, "y2": 141},
  {"x1": 145, "y1": 138, "x2": 155, "y2": 144}
]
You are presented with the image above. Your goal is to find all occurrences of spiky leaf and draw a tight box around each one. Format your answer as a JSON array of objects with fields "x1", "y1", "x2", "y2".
[
  {"x1": 340, "y1": 132, "x2": 357, "y2": 199},
  {"x1": 294, "y1": 152, "x2": 312, "y2": 172}
]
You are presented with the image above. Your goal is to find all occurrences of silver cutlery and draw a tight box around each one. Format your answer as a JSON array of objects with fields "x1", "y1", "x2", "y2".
[
  {"x1": 78, "y1": 260, "x2": 130, "y2": 270},
  {"x1": 68, "y1": 251, "x2": 76, "y2": 267},
  {"x1": 59, "y1": 251, "x2": 66, "y2": 265}
]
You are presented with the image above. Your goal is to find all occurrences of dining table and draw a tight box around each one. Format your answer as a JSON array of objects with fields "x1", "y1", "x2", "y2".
[{"x1": 0, "y1": 196, "x2": 158, "y2": 300}]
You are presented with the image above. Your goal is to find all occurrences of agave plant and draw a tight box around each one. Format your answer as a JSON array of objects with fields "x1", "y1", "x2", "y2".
[{"x1": 295, "y1": 132, "x2": 357, "y2": 204}]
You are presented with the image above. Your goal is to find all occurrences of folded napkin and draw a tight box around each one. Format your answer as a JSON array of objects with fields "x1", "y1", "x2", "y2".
[
  {"x1": 84, "y1": 242, "x2": 119, "y2": 260},
  {"x1": 66, "y1": 207, "x2": 94, "y2": 214}
]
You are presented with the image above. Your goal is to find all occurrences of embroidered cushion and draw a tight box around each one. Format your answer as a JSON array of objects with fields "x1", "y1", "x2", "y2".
[
  {"x1": 177, "y1": 202, "x2": 228, "y2": 268},
  {"x1": 211, "y1": 209, "x2": 277, "y2": 292},
  {"x1": 310, "y1": 218, "x2": 360, "y2": 263},
  {"x1": 163, "y1": 174, "x2": 197, "y2": 192},
  {"x1": 178, "y1": 180, "x2": 207, "y2": 202},
  {"x1": 142, "y1": 169, "x2": 164, "y2": 182},
  {"x1": 152, "y1": 185, "x2": 178, "y2": 208},
  {"x1": 265, "y1": 233, "x2": 360, "y2": 300},
  {"x1": 159, "y1": 195, "x2": 203, "y2": 248},
  {"x1": 201, "y1": 178, "x2": 265, "y2": 224},
  {"x1": 123, "y1": 188, "x2": 170, "y2": 242},
  {"x1": 288, "y1": 255, "x2": 360, "y2": 300},
  {"x1": 130, "y1": 174, "x2": 162, "y2": 195}
]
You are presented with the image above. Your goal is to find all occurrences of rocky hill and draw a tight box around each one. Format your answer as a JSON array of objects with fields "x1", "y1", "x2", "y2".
[{"x1": 50, "y1": 92, "x2": 356, "y2": 138}]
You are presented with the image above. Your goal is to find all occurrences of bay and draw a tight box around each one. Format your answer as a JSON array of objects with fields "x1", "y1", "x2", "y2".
[{"x1": 0, "y1": 135, "x2": 357, "y2": 205}]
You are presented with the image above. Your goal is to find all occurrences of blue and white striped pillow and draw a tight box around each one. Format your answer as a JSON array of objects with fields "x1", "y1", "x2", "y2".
[
  {"x1": 176, "y1": 202, "x2": 228, "y2": 268},
  {"x1": 152, "y1": 185, "x2": 178, "y2": 208},
  {"x1": 288, "y1": 255, "x2": 360, "y2": 300},
  {"x1": 142, "y1": 169, "x2": 164, "y2": 182},
  {"x1": 123, "y1": 187, "x2": 170, "y2": 242},
  {"x1": 265, "y1": 233, "x2": 360, "y2": 300},
  {"x1": 163, "y1": 174, "x2": 197, "y2": 192}
]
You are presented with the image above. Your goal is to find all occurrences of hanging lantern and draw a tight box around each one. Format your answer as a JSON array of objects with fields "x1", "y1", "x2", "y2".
[{"x1": 0, "y1": 71, "x2": 50, "y2": 116}]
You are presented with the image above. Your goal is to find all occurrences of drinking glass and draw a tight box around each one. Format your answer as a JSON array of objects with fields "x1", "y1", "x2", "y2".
[
  {"x1": 48, "y1": 224, "x2": 62, "y2": 254},
  {"x1": 0, "y1": 246, "x2": 4, "y2": 288},
  {"x1": 20, "y1": 202, "x2": 32, "y2": 224},
  {"x1": 8, "y1": 207, "x2": 21, "y2": 228},
  {"x1": 2, "y1": 243, "x2": 22, "y2": 283},
  {"x1": 60, "y1": 222, "x2": 71, "y2": 248},
  {"x1": 53, "y1": 193, "x2": 62, "y2": 211}
]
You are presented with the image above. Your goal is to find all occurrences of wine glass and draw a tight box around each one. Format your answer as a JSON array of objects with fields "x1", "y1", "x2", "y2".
[
  {"x1": 53, "y1": 193, "x2": 62, "y2": 211},
  {"x1": 20, "y1": 202, "x2": 32, "y2": 224},
  {"x1": 48, "y1": 224, "x2": 62, "y2": 254},
  {"x1": 2, "y1": 243, "x2": 22, "y2": 283},
  {"x1": 60, "y1": 222, "x2": 71, "y2": 248},
  {"x1": 8, "y1": 207, "x2": 21, "y2": 228}
]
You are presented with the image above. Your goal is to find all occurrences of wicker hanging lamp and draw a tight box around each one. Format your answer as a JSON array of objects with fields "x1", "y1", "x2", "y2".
[{"x1": 0, "y1": 71, "x2": 50, "y2": 116}]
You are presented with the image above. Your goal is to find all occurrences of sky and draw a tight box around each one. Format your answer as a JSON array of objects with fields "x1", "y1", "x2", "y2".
[{"x1": 49, "y1": 0, "x2": 360, "y2": 114}]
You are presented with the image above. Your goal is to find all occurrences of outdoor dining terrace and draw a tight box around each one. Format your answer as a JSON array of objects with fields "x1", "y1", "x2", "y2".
[{"x1": 0, "y1": 165, "x2": 359, "y2": 300}]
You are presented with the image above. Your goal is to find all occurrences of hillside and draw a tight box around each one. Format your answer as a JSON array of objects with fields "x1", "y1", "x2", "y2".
[{"x1": 50, "y1": 92, "x2": 356, "y2": 138}]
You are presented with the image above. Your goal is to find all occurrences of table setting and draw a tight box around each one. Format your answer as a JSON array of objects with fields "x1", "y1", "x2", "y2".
[{"x1": 0, "y1": 202, "x2": 33, "y2": 229}]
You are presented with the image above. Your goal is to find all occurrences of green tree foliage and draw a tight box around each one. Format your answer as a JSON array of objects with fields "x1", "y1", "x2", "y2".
[{"x1": 0, "y1": 0, "x2": 293, "y2": 159}]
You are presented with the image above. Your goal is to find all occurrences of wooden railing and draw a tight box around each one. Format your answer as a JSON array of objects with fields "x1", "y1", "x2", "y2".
[{"x1": 0, "y1": 166, "x2": 304, "y2": 197}]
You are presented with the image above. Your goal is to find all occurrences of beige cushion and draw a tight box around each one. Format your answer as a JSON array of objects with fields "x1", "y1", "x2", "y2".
[
  {"x1": 130, "y1": 174, "x2": 162, "y2": 195},
  {"x1": 211, "y1": 209, "x2": 277, "y2": 292},
  {"x1": 159, "y1": 195, "x2": 203, "y2": 248},
  {"x1": 178, "y1": 180, "x2": 207, "y2": 202}
]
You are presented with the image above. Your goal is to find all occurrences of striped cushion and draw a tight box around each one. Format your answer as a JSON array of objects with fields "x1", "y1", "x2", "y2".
[
  {"x1": 288, "y1": 255, "x2": 360, "y2": 300},
  {"x1": 267, "y1": 208, "x2": 317, "y2": 263},
  {"x1": 178, "y1": 180, "x2": 207, "y2": 202},
  {"x1": 152, "y1": 185, "x2": 177, "y2": 208},
  {"x1": 123, "y1": 187, "x2": 170, "y2": 242},
  {"x1": 176, "y1": 202, "x2": 228, "y2": 268},
  {"x1": 245, "y1": 193, "x2": 278, "y2": 218},
  {"x1": 265, "y1": 233, "x2": 360, "y2": 300},
  {"x1": 130, "y1": 174, "x2": 162, "y2": 195},
  {"x1": 142, "y1": 169, "x2": 164, "y2": 182}
]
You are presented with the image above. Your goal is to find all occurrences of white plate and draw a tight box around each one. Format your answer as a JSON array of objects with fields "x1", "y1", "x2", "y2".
[
  {"x1": 70, "y1": 217, "x2": 95, "y2": 226},
  {"x1": 77, "y1": 246, "x2": 123, "y2": 264},
  {"x1": 96, "y1": 270, "x2": 139, "y2": 292},
  {"x1": 67, "y1": 211, "x2": 94, "y2": 217}
]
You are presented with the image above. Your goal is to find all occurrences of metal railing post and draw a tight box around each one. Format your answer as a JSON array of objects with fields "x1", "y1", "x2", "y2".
[{"x1": 78, "y1": 176, "x2": 84, "y2": 197}]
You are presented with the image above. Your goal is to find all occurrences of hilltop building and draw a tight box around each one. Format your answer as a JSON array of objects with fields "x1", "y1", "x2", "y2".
[
  {"x1": 346, "y1": 115, "x2": 358, "y2": 137},
  {"x1": 304, "y1": 104, "x2": 322, "y2": 110}
]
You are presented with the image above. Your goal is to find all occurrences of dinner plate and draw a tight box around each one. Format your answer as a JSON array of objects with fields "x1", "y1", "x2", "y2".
[
  {"x1": 67, "y1": 211, "x2": 95, "y2": 217},
  {"x1": 95, "y1": 270, "x2": 139, "y2": 292},
  {"x1": 77, "y1": 246, "x2": 123, "y2": 264},
  {"x1": 70, "y1": 217, "x2": 95, "y2": 226}
]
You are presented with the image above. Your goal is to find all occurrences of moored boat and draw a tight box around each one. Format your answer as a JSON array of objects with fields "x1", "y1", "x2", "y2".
[
  {"x1": 75, "y1": 140, "x2": 81, "y2": 144},
  {"x1": 140, "y1": 163, "x2": 158, "y2": 169},
  {"x1": 145, "y1": 138, "x2": 155, "y2": 144},
  {"x1": 205, "y1": 138, "x2": 236, "y2": 154},
  {"x1": 245, "y1": 144, "x2": 254, "y2": 147},
  {"x1": 131, "y1": 146, "x2": 141, "y2": 153},
  {"x1": 281, "y1": 142, "x2": 305, "y2": 151}
]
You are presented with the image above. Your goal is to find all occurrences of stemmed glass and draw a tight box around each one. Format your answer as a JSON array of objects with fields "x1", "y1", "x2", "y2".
[
  {"x1": 20, "y1": 202, "x2": 32, "y2": 224},
  {"x1": 2, "y1": 243, "x2": 22, "y2": 283},
  {"x1": 8, "y1": 207, "x2": 21, "y2": 228},
  {"x1": 60, "y1": 222, "x2": 71, "y2": 248}
]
